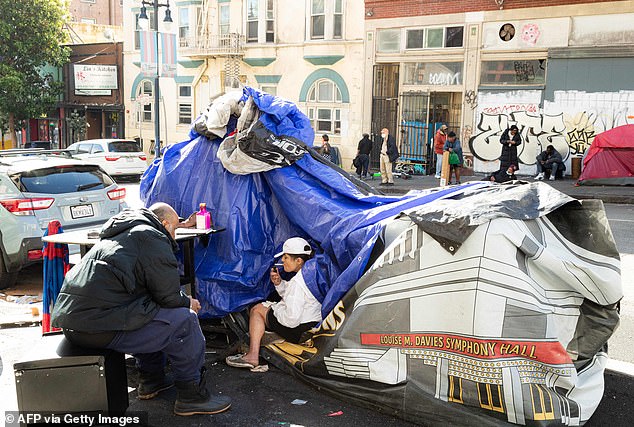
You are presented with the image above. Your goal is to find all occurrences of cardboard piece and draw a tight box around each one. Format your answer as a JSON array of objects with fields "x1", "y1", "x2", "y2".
[{"x1": 439, "y1": 152, "x2": 450, "y2": 186}]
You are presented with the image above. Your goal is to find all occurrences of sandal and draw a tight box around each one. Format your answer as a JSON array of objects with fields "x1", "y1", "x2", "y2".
[
  {"x1": 225, "y1": 354, "x2": 257, "y2": 369},
  {"x1": 225, "y1": 354, "x2": 269, "y2": 373}
]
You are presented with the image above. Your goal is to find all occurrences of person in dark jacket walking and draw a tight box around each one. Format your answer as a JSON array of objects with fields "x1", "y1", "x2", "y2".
[
  {"x1": 355, "y1": 133, "x2": 372, "y2": 178},
  {"x1": 499, "y1": 124, "x2": 522, "y2": 171},
  {"x1": 51, "y1": 203, "x2": 231, "y2": 416}
]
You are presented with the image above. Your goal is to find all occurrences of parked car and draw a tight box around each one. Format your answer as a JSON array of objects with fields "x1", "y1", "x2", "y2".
[
  {"x1": 67, "y1": 139, "x2": 148, "y2": 181},
  {"x1": 0, "y1": 151, "x2": 127, "y2": 289},
  {"x1": 23, "y1": 140, "x2": 52, "y2": 150}
]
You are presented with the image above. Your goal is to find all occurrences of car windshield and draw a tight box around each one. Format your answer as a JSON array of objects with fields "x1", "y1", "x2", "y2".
[
  {"x1": 10, "y1": 165, "x2": 114, "y2": 194},
  {"x1": 108, "y1": 141, "x2": 141, "y2": 152}
]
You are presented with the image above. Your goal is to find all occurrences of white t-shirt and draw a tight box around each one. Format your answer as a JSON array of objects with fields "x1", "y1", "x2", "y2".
[{"x1": 271, "y1": 269, "x2": 322, "y2": 329}]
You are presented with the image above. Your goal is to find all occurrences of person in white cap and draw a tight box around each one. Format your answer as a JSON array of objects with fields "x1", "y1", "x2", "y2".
[{"x1": 226, "y1": 237, "x2": 322, "y2": 371}]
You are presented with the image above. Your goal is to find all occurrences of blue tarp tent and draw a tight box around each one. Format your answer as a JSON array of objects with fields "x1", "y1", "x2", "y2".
[{"x1": 140, "y1": 87, "x2": 481, "y2": 318}]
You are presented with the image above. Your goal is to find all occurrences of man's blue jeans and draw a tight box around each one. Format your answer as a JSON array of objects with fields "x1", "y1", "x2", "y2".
[
  {"x1": 536, "y1": 156, "x2": 560, "y2": 176},
  {"x1": 435, "y1": 153, "x2": 443, "y2": 177},
  {"x1": 106, "y1": 307, "x2": 205, "y2": 382}
]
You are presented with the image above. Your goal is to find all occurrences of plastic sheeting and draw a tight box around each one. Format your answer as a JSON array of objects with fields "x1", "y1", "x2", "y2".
[
  {"x1": 141, "y1": 87, "x2": 622, "y2": 425},
  {"x1": 140, "y1": 86, "x2": 482, "y2": 318},
  {"x1": 262, "y1": 188, "x2": 622, "y2": 427}
]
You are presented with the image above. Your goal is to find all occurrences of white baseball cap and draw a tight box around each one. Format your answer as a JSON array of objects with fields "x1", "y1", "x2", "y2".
[{"x1": 274, "y1": 237, "x2": 312, "y2": 258}]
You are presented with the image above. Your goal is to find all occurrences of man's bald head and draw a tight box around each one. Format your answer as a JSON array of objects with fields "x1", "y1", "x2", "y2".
[{"x1": 149, "y1": 202, "x2": 179, "y2": 237}]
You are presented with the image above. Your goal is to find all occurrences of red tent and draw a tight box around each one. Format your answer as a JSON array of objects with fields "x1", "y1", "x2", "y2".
[{"x1": 577, "y1": 124, "x2": 634, "y2": 186}]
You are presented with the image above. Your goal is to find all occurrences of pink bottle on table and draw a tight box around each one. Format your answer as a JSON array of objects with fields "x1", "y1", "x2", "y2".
[{"x1": 196, "y1": 203, "x2": 211, "y2": 229}]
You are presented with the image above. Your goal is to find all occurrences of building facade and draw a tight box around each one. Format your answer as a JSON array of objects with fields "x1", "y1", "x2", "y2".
[
  {"x1": 18, "y1": 0, "x2": 124, "y2": 148},
  {"x1": 123, "y1": 0, "x2": 366, "y2": 166},
  {"x1": 363, "y1": 0, "x2": 634, "y2": 175}
]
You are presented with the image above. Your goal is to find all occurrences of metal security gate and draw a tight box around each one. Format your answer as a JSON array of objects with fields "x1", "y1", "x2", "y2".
[
  {"x1": 398, "y1": 92, "x2": 463, "y2": 175},
  {"x1": 399, "y1": 92, "x2": 431, "y2": 172},
  {"x1": 370, "y1": 64, "x2": 399, "y2": 170}
]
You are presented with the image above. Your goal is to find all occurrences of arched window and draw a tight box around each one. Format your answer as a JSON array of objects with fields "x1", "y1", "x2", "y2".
[
  {"x1": 306, "y1": 79, "x2": 342, "y2": 134},
  {"x1": 137, "y1": 80, "x2": 153, "y2": 122}
]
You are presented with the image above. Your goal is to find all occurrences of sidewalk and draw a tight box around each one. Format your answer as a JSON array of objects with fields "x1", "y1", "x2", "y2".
[{"x1": 368, "y1": 173, "x2": 634, "y2": 204}]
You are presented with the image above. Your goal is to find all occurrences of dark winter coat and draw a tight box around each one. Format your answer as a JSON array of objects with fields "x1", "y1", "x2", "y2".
[
  {"x1": 51, "y1": 208, "x2": 190, "y2": 333},
  {"x1": 489, "y1": 168, "x2": 517, "y2": 183},
  {"x1": 537, "y1": 148, "x2": 563, "y2": 166},
  {"x1": 381, "y1": 135, "x2": 399, "y2": 163},
  {"x1": 499, "y1": 128, "x2": 522, "y2": 170},
  {"x1": 443, "y1": 138, "x2": 464, "y2": 166},
  {"x1": 357, "y1": 135, "x2": 372, "y2": 155}
]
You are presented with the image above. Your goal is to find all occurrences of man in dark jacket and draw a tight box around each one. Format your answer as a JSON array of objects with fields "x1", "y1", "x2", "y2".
[
  {"x1": 535, "y1": 144, "x2": 564, "y2": 181},
  {"x1": 488, "y1": 164, "x2": 518, "y2": 183},
  {"x1": 355, "y1": 133, "x2": 372, "y2": 178},
  {"x1": 51, "y1": 203, "x2": 231, "y2": 416},
  {"x1": 499, "y1": 124, "x2": 522, "y2": 171},
  {"x1": 379, "y1": 127, "x2": 399, "y2": 185}
]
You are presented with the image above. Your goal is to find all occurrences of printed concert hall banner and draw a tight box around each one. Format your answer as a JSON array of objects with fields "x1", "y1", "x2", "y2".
[
  {"x1": 141, "y1": 87, "x2": 621, "y2": 426},
  {"x1": 263, "y1": 194, "x2": 621, "y2": 426}
]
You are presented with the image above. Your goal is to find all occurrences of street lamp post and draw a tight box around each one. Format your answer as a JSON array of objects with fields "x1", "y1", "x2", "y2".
[{"x1": 138, "y1": 1, "x2": 173, "y2": 158}]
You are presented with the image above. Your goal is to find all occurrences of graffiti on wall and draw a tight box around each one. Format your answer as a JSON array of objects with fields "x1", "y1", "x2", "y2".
[
  {"x1": 469, "y1": 111, "x2": 568, "y2": 166},
  {"x1": 470, "y1": 90, "x2": 634, "y2": 170}
]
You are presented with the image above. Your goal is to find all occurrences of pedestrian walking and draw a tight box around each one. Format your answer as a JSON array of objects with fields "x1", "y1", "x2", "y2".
[{"x1": 355, "y1": 133, "x2": 372, "y2": 178}]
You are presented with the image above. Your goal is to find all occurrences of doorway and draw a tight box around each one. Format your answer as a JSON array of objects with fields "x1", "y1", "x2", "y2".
[
  {"x1": 370, "y1": 64, "x2": 399, "y2": 170},
  {"x1": 398, "y1": 91, "x2": 462, "y2": 174}
]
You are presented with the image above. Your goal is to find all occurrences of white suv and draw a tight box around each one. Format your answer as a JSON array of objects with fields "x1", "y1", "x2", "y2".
[
  {"x1": 0, "y1": 150, "x2": 127, "y2": 289},
  {"x1": 67, "y1": 139, "x2": 148, "y2": 181}
]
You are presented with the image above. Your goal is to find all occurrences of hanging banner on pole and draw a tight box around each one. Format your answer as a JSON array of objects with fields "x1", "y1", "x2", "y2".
[
  {"x1": 140, "y1": 30, "x2": 158, "y2": 77},
  {"x1": 160, "y1": 33, "x2": 177, "y2": 78}
]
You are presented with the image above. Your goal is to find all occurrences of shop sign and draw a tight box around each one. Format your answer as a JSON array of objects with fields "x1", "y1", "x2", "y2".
[{"x1": 74, "y1": 64, "x2": 118, "y2": 90}]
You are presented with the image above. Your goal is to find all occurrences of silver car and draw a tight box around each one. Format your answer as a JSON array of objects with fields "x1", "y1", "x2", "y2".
[
  {"x1": 67, "y1": 139, "x2": 148, "y2": 181},
  {"x1": 0, "y1": 151, "x2": 127, "y2": 289}
]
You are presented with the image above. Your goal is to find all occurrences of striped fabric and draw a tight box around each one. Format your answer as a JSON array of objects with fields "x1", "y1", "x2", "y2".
[
  {"x1": 42, "y1": 220, "x2": 70, "y2": 334},
  {"x1": 140, "y1": 30, "x2": 158, "y2": 77},
  {"x1": 160, "y1": 33, "x2": 177, "y2": 77}
]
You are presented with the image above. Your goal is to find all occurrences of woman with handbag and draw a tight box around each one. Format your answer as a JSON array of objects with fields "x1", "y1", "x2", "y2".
[{"x1": 443, "y1": 131, "x2": 464, "y2": 185}]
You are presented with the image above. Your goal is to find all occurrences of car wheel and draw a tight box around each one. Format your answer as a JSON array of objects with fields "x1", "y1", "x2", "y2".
[{"x1": 0, "y1": 251, "x2": 18, "y2": 290}]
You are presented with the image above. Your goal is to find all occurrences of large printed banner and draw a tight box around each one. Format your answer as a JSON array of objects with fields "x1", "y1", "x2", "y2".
[{"x1": 264, "y1": 190, "x2": 621, "y2": 427}]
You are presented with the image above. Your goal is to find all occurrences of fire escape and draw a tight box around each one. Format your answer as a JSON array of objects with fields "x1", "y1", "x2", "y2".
[{"x1": 179, "y1": 0, "x2": 245, "y2": 88}]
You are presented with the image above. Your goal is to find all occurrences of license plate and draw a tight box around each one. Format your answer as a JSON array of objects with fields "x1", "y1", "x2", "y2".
[
  {"x1": 70, "y1": 204, "x2": 94, "y2": 219},
  {"x1": 127, "y1": 157, "x2": 134, "y2": 162}
]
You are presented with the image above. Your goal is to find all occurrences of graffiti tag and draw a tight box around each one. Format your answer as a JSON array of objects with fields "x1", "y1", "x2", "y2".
[{"x1": 469, "y1": 111, "x2": 569, "y2": 165}]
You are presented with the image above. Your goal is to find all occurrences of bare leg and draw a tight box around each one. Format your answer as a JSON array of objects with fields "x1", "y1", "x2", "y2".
[
  {"x1": 242, "y1": 303, "x2": 269, "y2": 366},
  {"x1": 455, "y1": 166, "x2": 461, "y2": 183}
]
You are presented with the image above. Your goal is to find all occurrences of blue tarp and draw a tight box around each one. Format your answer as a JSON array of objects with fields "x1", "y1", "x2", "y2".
[{"x1": 140, "y1": 87, "x2": 480, "y2": 318}]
